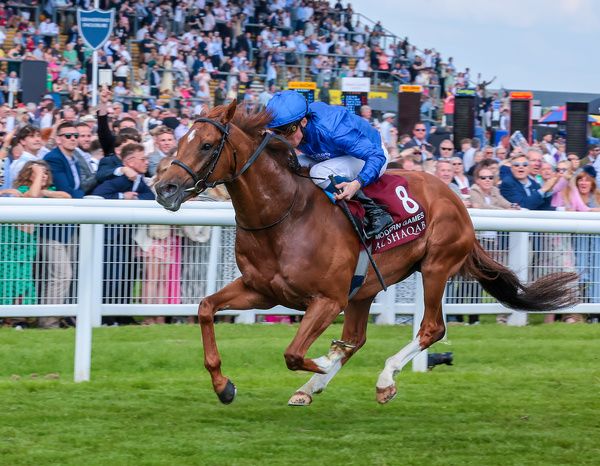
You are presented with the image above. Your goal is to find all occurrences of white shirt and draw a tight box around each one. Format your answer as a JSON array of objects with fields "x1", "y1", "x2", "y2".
[
  {"x1": 379, "y1": 120, "x2": 393, "y2": 146},
  {"x1": 10, "y1": 151, "x2": 39, "y2": 181}
]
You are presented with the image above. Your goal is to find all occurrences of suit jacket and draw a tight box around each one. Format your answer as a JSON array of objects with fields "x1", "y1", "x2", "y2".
[
  {"x1": 470, "y1": 184, "x2": 513, "y2": 210},
  {"x1": 96, "y1": 155, "x2": 123, "y2": 184},
  {"x1": 43, "y1": 147, "x2": 84, "y2": 199},
  {"x1": 147, "y1": 150, "x2": 166, "y2": 177},
  {"x1": 499, "y1": 170, "x2": 554, "y2": 210},
  {"x1": 74, "y1": 149, "x2": 97, "y2": 195},
  {"x1": 92, "y1": 174, "x2": 155, "y2": 201}
]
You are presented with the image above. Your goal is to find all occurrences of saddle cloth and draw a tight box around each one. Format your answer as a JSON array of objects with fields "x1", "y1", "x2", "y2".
[{"x1": 347, "y1": 174, "x2": 427, "y2": 254}]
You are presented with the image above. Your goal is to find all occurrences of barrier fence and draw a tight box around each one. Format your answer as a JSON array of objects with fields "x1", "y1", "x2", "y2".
[{"x1": 2, "y1": 199, "x2": 600, "y2": 381}]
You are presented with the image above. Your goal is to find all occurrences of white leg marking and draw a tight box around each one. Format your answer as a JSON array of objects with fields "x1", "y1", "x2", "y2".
[
  {"x1": 312, "y1": 347, "x2": 346, "y2": 373},
  {"x1": 297, "y1": 359, "x2": 343, "y2": 395},
  {"x1": 376, "y1": 338, "x2": 423, "y2": 389}
]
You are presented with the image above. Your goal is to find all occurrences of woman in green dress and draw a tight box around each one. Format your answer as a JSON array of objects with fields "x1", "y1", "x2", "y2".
[{"x1": 0, "y1": 161, "x2": 70, "y2": 310}]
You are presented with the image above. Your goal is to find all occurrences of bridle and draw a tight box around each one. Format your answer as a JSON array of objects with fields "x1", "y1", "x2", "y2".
[
  {"x1": 171, "y1": 118, "x2": 233, "y2": 195},
  {"x1": 170, "y1": 116, "x2": 302, "y2": 231}
]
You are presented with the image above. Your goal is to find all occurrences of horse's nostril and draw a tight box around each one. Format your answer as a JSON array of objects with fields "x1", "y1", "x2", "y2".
[{"x1": 159, "y1": 183, "x2": 179, "y2": 198}]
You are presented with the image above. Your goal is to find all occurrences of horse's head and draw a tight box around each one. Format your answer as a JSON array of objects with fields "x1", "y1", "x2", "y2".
[{"x1": 155, "y1": 101, "x2": 237, "y2": 211}]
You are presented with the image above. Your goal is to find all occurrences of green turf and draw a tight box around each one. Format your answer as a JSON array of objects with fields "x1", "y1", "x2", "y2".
[{"x1": 1, "y1": 323, "x2": 599, "y2": 466}]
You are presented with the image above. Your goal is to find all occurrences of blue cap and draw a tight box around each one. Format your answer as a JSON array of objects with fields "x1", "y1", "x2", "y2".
[{"x1": 266, "y1": 90, "x2": 308, "y2": 128}]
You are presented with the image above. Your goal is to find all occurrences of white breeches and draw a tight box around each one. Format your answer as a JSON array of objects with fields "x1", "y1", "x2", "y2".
[{"x1": 297, "y1": 144, "x2": 390, "y2": 189}]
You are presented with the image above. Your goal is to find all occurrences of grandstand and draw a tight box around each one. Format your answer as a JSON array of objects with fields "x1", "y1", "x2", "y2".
[{"x1": 0, "y1": 1, "x2": 455, "y2": 117}]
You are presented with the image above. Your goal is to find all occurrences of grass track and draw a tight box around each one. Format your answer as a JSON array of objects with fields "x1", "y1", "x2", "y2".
[{"x1": 1, "y1": 323, "x2": 599, "y2": 466}]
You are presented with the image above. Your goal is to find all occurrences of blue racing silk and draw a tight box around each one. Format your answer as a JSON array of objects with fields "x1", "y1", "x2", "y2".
[{"x1": 298, "y1": 102, "x2": 386, "y2": 187}]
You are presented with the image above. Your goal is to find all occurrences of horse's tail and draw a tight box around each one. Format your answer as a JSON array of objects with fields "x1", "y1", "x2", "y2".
[{"x1": 460, "y1": 240, "x2": 579, "y2": 312}]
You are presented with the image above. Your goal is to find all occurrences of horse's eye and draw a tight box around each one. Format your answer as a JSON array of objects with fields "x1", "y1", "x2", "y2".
[{"x1": 202, "y1": 143, "x2": 212, "y2": 151}]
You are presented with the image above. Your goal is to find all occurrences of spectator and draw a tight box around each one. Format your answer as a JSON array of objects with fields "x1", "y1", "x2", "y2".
[
  {"x1": 434, "y1": 159, "x2": 465, "y2": 202},
  {"x1": 213, "y1": 79, "x2": 227, "y2": 107},
  {"x1": 0, "y1": 160, "x2": 69, "y2": 327},
  {"x1": 93, "y1": 143, "x2": 154, "y2": 322},
  {"x1": 136, "y1": 156, "x2": 182, "y2": 325},
  {"x1": 451, "y1": 157, "x2": 471, "y2": 198},
  {"x1": 148, "y1": 126, "x2": 176, "y2": 176},
  {"x1": 470, "y1": 165, "x2": 516, "y2": 210},
  {"x1": 73, "y1": 122, "x2": 98, "y2": 195},
  {"x1": 25, "y1": 158, "x2": 74, "y2": 328},
  {"x1": 9, "y1": 125, "x2": 42, "y2": 181},
  {"x1": 437, "y1": 139, "x2": 454, "y2": 159},
  {"x1": 527, "y1": 149, "x2": 544, "y2": 184},
  {"x1": 379, "y1": 112, "x2": 395, "y2": 149},
  {"x1": 43, "y1": 121, "x2": 84, "y2": 199},
  {"x1": 460, "y1": 138, "x2": 477, "y2": 172},
  {"x1": 93, "y1": 143, "x2": 154, "y2": 201},
  {"x1": 499, "y1": 154, "x2": 557, "y2": 210},
  {"x1": 403, "y1": 121, "x2": 433, "y2": 160}
]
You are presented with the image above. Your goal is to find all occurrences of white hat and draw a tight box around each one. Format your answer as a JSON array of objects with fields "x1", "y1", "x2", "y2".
[{"x1": 383, "y1": 112, "x2": 396, "y2": 119}]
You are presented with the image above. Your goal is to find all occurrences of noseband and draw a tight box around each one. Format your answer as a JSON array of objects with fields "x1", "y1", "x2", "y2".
[{"x1": 172, "y1": 117, "x2": 289, "y2": 195}]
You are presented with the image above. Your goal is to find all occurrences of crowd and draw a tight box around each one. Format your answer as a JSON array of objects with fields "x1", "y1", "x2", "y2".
[
  {"x1": 0, "y1": 0, "x2": 482, "y2": 119},
  {"x1": 0, "y1": 1, "x2": 598, "y2": 328}
]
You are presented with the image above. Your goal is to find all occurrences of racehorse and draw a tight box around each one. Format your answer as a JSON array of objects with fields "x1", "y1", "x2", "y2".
[{"x1": 155, "y1": 101, "x2": 578, "y2": 406}]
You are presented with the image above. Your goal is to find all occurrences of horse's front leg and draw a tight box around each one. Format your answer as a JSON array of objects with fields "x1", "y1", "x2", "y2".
[
  {"x1": 199, "y1": 278, "x2": 273, "y2": 404},
  {"x1": 288, "y1": 297, "x2": 372, "y2": 406},
  {"x1": 283, "y1": 296, "x2": 345, "y2": 374}
]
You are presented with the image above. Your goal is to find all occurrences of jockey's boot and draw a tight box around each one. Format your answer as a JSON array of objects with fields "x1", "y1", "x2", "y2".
[{"x1": 354, "y1": 189, "x2": 394, "y2": 238}]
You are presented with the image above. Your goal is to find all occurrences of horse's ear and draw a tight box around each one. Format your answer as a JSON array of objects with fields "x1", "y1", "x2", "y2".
[{"x1": 221, "y1": 100, "x2": 237, "y2": 125}]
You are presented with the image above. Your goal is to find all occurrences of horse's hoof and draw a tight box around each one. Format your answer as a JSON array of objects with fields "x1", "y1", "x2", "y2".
[
  {"x1": 288, "y1": 391, "x2": 313, "y2": 406},
  {"x1": 376, "y1": 385, "x2": 397, "y2": 404},
  {"x1": 217, "y1": 379, "x2": 237, "y2": 404}
]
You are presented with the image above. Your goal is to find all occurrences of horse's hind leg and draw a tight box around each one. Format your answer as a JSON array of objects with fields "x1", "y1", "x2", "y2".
[
  {"x1": 199, "y1": 278, "x2": 273, "y2": 404},
  {"x1": 375, "y1": 266, "x2": 452, "y2": 404},
  {"x1": 288, "y1": 297, "x2": 373, "y2": 406}
]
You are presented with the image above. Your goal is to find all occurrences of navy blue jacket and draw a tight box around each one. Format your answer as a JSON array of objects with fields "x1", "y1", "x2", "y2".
[
  {"x1": 43, "y1": 147, "x2": 84, "y2": 199},
  {"x1": 499, "y1": 168, "x2": 554, "y2": 211},
  {"x1": 92, "y1": 174, "x2": 155, "y2": 200},
  {"x1": 96, "y1": 155, "x2": 123, "y2": 184}
]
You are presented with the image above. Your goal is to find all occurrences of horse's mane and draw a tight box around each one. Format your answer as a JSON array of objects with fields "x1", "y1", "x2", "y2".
[
  {"x1": 205, "y1": 105, "x2": 272, "y2": 140},
  {"x1": 206, "y1": 105, "x2": 292, "y2": 155}
]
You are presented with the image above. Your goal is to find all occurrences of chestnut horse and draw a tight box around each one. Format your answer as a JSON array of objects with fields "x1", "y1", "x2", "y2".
[{"x1": 155, "y1": 101, "x2": 578, "y2": 406}]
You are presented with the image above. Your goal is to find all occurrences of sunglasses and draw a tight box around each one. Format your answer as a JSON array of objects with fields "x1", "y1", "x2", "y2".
[
  {"x1": 440, "y1": 147, "x2": 453, "y2": 151},
  {"x1": 452, "y1": 162, "x2": 463, "y2": 165},
  {"x1": 479, "y1": 175, "x2": 494, "y2": 180},
  {"x1": 414, "y1": 128, "x2": 426, "y2": 132},
  {"x1": 512, "y1": 162, "x2": 529, "y2": 167},
  {"x1": 59, "y1": 133, "x2": 79, "y2": 139}
]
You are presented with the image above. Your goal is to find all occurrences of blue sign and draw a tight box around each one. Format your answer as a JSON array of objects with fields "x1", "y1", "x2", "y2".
[{"x1": 77, "y1": 8, "x2": 114, "y2": 50}]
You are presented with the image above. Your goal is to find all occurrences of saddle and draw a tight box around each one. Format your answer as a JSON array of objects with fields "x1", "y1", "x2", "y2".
[{"x1": 346, "y1": 174, "x2": 427, "y2": 254}]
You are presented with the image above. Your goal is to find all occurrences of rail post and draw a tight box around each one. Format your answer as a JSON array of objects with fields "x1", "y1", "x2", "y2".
[
  {"x1": 412, "y1": 272, "x2": 428, "y2": 372},
  {"x1": 74, "y1": 224, "x2": 94, "y2": 382},
  {"x1": 507, "y1": 231, "x2": 529, "y2": 326}
]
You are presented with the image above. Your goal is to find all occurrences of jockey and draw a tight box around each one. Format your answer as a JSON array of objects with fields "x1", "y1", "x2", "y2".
[{"x1": 265, "y1": 90, "x2": 394, "y2": 238}]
